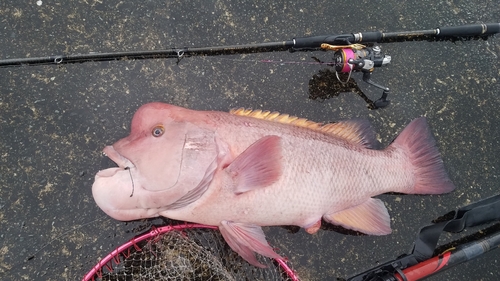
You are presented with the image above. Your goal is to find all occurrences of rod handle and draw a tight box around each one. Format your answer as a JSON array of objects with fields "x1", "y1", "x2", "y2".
[{"x1": 437, "y1": 23, "x2": 500, "y2": 37}]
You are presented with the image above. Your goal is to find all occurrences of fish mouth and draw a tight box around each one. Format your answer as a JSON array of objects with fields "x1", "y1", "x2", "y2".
[{"x1": 96, "y1": 145, "x2": 135, "y2": 177}]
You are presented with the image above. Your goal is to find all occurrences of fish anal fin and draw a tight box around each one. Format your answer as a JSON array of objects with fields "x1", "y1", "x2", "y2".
[
  {"x1": 323, "y1": 198, "x2": 392, "y2": 235},
  {"x1": 219, "y1": 221, "x2": 283, "y2": 268},
  {"x1": 225, "y1": 135, "x2": 282, "y2": 194},
  {"x1": 230, "y1": 108, "x2": 376, "y2": 148}
]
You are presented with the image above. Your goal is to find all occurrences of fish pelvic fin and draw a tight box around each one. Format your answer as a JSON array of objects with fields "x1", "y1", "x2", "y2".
[
  {"x1": 391, "y1": 117, "x2": 455, "y2": 194},
  {"x1": 323, "y1": 198, "x2": 392, "y2": 235},
  {"x1": 230, "y1": 108, "x2": 377, "y2": 148},
  {"x1": 219, "y1": 221, "x2": 283, "y2": 268},
  {"x1": 225, "y1": 135, "x2": 283, "y2": 194}
]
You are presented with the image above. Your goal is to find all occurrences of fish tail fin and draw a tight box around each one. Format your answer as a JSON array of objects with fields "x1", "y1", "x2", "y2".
[{"x1": 392, "y1": 117, "x2": 455, "y2": 194}]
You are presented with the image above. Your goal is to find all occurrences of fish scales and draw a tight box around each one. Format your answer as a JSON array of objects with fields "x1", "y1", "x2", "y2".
[{"x1": 180, "y1": 111, "x2": 410, "y2": 226}]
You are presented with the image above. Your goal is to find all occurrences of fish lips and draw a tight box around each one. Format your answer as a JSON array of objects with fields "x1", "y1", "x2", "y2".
[
  {"x1": 98, "y1": 145, "x2": 135, "y2": 173},
  {"x1": 94, "y1": 146, "x2": 136, "y2": 197},
  {"x1": 93, "y1": 145, "x2": 177, "y2": 221}
]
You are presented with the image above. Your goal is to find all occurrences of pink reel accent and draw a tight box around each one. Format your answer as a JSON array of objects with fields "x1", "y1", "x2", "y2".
[{"x1": 340, "y1": 48, "x2": 355, "y2": 73}]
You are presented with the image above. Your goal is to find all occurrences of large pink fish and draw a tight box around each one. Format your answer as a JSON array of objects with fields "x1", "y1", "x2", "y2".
[{"x1": 92, "y1": 102, "x2": 455, "y2": 267}]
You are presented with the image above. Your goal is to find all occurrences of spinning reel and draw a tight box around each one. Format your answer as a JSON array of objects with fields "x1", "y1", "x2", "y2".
[{"x1": 321, "y1": 44, "x2": 392, "y2": 109}]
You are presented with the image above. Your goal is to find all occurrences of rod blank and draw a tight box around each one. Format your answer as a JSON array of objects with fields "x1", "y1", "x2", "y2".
[{"x1": 1, "y1": 23, "x2": 498, "y2": 67}]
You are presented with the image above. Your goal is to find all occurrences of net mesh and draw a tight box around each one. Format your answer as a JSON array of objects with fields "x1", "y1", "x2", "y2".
[{"x1": 84, "y1": 224, "x2": 298, "y2": 281}]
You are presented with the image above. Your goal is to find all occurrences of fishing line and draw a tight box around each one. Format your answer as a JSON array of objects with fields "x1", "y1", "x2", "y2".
[
  {"x1": 125, "y1": 166, "x2": 135, "y2": 197},
  {"x1": 203, "y1": 55, "x2": 338, "y2": 66},
  {"x1": 25, "y1": 215, "x2": 108, "y2": 262},
  {"x1": 15, "y1": 53, "x2": 339, "y2": 68}
]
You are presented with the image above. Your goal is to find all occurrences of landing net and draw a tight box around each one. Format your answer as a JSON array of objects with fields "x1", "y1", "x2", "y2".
[{"x1": 83, "y1": 223, "x2": 298, "y2": 281}]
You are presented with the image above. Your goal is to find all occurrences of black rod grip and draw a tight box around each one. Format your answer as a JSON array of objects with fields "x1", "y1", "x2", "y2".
[
  {"x1": 437, "y1": 23, "x2": 500, "y2": 37},
  {"x1": 293, "y1": 34, "x2": 356, "y2": 48},
  {"x1": 292, "y1": 35, "x2": 332, "y2": 48},
  {"x1": 357, "y1": 31, "x2": 383, "y2": 43}
]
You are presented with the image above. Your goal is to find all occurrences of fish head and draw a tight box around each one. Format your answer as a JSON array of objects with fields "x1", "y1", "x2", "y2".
[{"x1": 92, "y1": 102, "x2": 218, "y2": 221}]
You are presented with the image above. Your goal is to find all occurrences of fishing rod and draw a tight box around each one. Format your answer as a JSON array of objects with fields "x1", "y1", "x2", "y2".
[
  {"x1": 1, "y1": 23, "x2": 499, "y2": 108},
  {"x1": 345, "y1": 194, "x2": 500, "y2": 281}
]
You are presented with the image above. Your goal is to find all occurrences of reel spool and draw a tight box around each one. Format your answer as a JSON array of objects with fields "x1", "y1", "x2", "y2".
[{"x1": 332, "y1": 46, "x2": 391, "y2": 73}]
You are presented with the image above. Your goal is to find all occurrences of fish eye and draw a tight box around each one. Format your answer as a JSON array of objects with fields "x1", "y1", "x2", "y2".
[{"x1": 151, "y1": 125, "x2": 165, "y2": 137}]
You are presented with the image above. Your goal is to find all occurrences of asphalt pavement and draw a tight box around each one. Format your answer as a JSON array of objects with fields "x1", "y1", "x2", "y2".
[{"x1": 1, "y1": 1, "x2": 499, "y2": 280}]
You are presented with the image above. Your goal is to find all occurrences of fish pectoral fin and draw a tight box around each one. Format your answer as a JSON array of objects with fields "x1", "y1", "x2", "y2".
[
  {"x1": 219, "y1": 221, "x2": 283, "y2": 268},
  {"x1": 225, "y1": 135, "x2": 283, "y2": 194},
  {"x1": 323, "y1": 198, "x2": 392, "y2": 235}
]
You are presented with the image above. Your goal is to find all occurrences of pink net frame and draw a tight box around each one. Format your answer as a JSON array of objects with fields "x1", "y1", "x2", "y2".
[{"x1": 82, "y1": 223, "x2": 299, "y2": 281}]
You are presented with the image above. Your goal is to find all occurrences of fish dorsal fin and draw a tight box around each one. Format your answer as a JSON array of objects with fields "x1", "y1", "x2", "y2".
[{"x1": 230, "y1": 108, "x2": 376, "y2": 148}]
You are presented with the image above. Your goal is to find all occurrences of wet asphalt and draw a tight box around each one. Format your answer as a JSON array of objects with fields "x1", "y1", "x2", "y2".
[{"x1": 0, "y1": 1, "x2": 499, "y2": 280}]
